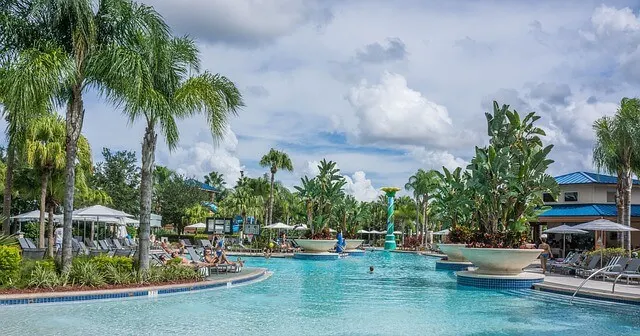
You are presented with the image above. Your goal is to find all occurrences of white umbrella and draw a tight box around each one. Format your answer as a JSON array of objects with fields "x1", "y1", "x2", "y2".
[
  {"x1": 11, "y1": 210, "x2": 63, "y2": 222},
  {"x1": 433, "y1": 229, "x2": 450, "y2": 236},
  {"x1": 393, "y1": 231, "x2": 402, "y2": 235},
  {"x1": 573, "y1": 219, "x2": 639, "y2": 232},
  {"x1": 543, "y1": 224, "x2": 588, "y2": 258},
  {"x1": 264, "y1": 223, "x2": 294, "y2": 230},
  {"x1": 119, "y1": 217, "x2": 140, "y2": 226},
  {"x1": 329, "y1": 228, "x2": 337, "y2": 233},
  {"x1": 73, "y1": 205, "x2": 134, "y2": 218},
  {"x1": 185, "y1": 222, "x2": 206, "y2": 229},
  {"x1": 292, "y1": 224, "x2": 308, "y2": 231},
  {"x1": 357, "y1": 229, "x2": 370, "y2": 234},
  {"x1": 573, "y1": 219, "x2": 639, "y2": 267},
  {"x1": 369, "y1": 230, "x2": 384, "y2": 234}
]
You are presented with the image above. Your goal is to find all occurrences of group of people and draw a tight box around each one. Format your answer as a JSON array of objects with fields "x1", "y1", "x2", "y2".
[{"x1": 159, "y1": 240, "x2": 243, "y2": 268}]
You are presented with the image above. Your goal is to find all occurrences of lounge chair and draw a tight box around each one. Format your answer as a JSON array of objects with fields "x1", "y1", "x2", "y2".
[
  {"x1": 581, "y1": 256, "x2": 620, "y2": 278},
  {"x1": 592, "y1": 257, "x2": 629, "y2": 280},
  {"x1": 186, "y1": 246, "x2": 203, "y2": 262},
  {"x1": 180, "y1": 239, "x2": 193, "y2": 247},
  {"x1": 18, "y1": 237, "x2": 46, "y2": 260},
  {"x1": 615, "y1": 259, "x2": 640, "y2": 284},
  {"x1": 573, "y1": 255, "x2": 602, "y2": 277},
  {"x1": 200, "y1": 239, "x2": 213, "y2": 248},
  {"x1": 549, "y1": 252, "x2": 580, "y2": 272},
  {"x1": 599, "y1": 258, "x2": 640, "y2": 281}
]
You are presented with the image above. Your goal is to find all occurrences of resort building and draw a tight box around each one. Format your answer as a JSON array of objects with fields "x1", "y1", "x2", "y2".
[{"x1": 534, "y1": 172, "x2": 640, "y2": 252}]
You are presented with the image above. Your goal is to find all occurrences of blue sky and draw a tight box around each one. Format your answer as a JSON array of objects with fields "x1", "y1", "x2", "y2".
[{"x1": 7, "y1": 0, "x2": 640, "y2": 201}]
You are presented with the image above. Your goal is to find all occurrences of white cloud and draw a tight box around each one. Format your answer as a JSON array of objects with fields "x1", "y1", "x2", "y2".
[
  {"x1": 591, "y1": 5, "x2": 640, "y2": 35},
  {"x1": 408, "y1": 148, "x2": 468, "y2": 171},
  {"x1": 161, "y1": 128, "x2": 244, "y2": 185},
  {"x1": 343, "y1": 171, "x2": 381, "y2": 202},
  {"x1": 347, "y1": 72, "x2": 454, "y2": 147}
]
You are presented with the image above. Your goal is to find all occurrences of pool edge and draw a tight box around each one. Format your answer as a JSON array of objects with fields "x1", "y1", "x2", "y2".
[{"x1": 0, "y1": 267, "x2": 269, "y2": 306}]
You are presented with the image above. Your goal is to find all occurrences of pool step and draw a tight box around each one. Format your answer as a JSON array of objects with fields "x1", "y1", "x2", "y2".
[{"x1": 500, "y1": 289, "x2": 640, "y2": 314}]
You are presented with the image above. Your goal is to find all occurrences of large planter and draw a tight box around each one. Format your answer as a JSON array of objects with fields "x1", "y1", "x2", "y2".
[
  {"x1": 460, "y1": 248, "x2": 543, "y2": 275},
  {"x1": 436, "y1": 243, "x2": 468, "y2": 262},
  {"x1": 344, "y1": 239, "x2": 365, "y2": 250},
  {"x1": 294, "y1": 239, "x2": 336, "y2": 252}
]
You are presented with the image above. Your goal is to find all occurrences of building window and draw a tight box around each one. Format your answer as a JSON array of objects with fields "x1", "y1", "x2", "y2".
[
  {"x1": 607, "y1": 191, "x2": 616, "y2": 203},
  {"x1": 543, "y1": 193, "x2": 556, "y2": 202},
  {"x1": 564, "y1": 192, "x2": 578, "y2": 202}
]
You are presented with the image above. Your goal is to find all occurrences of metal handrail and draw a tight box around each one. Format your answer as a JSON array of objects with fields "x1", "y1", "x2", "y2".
[{"x1": 570, "y1": 265, "x2": 619, "y2": 304}]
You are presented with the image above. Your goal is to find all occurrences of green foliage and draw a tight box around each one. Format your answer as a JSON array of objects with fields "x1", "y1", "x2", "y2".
[
  {"x1": 0, "y1": 233, "x2": 18, "y2": 246},
  {"x1": 166, "y1": 258, "x2": 183, "y2": 266},
  {"x1": 69, "y1": 259, "x2": 106, "y2": 287},
  {"x1": 28, "y1": 262, "x2": 61, "y2": 289},
  {"x1": 448, "y1": 225, "x2": 473, "y2": 244},
  {"x1": 126, "y1": 226, "x2": 137, "y2": 238},
  {"x1": 193, "y1": 233, "x2": 209, "y2": 240},
  {"x1": 587, "y1": 248, "x2": 626, "y2": 259},
  {"x1": 92, "y1": 148, "x2": 141, "y2": 216},
  {"x1": 22, "y1": 222, "x2": 39, "y2": 240},
  {"x1": 0, "y1": 246, "x2": 21, "y2": 285},
  {"x1": 158, "y1": 174, "x2": 209, "y2": 233},
  {"x1": 102, "y1": 264, "x2": 133, "y2": 285},
  {"x1": 91, "y1": 255, "x2": 133, "y2": 274}
]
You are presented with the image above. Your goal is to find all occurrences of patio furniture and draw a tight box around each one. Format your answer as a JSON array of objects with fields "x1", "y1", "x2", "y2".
[
  {"x1": 599, "y1": 258, "x2": 640, "y2": 281},
  {"x1": 18, "y1": 237, "x2": 45, "y2": 260},
  {"x1": 574, "y1": 255, "x2": 602, "y2": 277}
]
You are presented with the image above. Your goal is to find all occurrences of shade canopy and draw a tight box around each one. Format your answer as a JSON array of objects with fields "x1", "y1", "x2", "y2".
[
  {"x1": 185, "y1": 222, "x2": 206, "y2": 229},
  {"x1": 264, "y1": 223, "x2": 293, "y2": 230},
  {"x1": 369, "y1": 230, "x2": 384, "y2": 234},
  {"x1": 356, "y1": 229, "x2": 370, "y2": 234},
  {"x1": 573, "y1": 219, "x2": 639, "y2": 232},
  {"x1": 292, "y1": 224, "x2": 309, "y2": 231},
  {"x1": 393, "y1": 231, "x2": 402, "y2": 234},
  {"x1": 543, "y1": 224, "x2": 587, "y2": 234},
  {"x1": 10, "y1": 210, "x2": 63, "y2": 222},
  {"x1": 433, "y1": 229, "x2": 450, "y2": 236},
  {"x1": 73, "y1": 205, "x2": 133, "y2": 218},
  {"x1": 328, "y1": 228, "x2": 337, "y2": 233}
]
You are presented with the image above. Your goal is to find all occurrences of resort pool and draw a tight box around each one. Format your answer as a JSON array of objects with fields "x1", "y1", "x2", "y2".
[{"x1": 1, "y1": 252, "x2": 638, "y2": 335}]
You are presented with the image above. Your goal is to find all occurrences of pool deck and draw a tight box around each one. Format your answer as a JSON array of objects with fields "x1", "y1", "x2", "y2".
[
  {"x1": 525, "y1": 267, "x2": 640, "y2": 304},
  {"x1": 227, "y1": 252, "x2": 293, "y2": 258},
  {"x1": 0, "y1": 267, "x2": 269, "y2": 305}
]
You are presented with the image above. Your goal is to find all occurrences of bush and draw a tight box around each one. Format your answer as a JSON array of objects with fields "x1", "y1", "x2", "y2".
[
  {"x1": 0, "y1": 245, "x2": 21, "y2": 286},
  {"x1": 91, "y1": 255, "x2": 133, "y2": 273},
  {"x1": 447, "y1": 225, "x2": 473, "y2": 244},
  {"x1": 587, "y1": 247, "x2": 626, "y2": 264},
  {"x1": 22, "y1": 222, "x2": 39, "y2": 241},
  {"x1": 193, "y1": 234, "x2": 209, "y2": 240},
  {"x1": 102, "y1": 264, "x2": 133, "y2": 285},
  {"x1": 0, "y1": 234, "x2": 18, "y2": 246},
  {"x1": 126, "y1": 226, "x2": 137, "y2": 238},
  {"x1": 28, "y1": 263, "x2": 61, "y2": 289},
  {"x1": 69, "y1": 259, "x2": 105, "y2": 287}
]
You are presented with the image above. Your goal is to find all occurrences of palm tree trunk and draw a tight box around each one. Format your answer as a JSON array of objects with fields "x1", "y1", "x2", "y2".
[
  {"x1": 138, "y1": 124, "x2": 157, "y2": 271},
  {"x1": 38, "y1": 171, "x2": 50, "y2": 248},
  {"x1": 423, "y1": 194, "x2": 428, "y2": 245},
  {"x1": 616, "y1": 172, "x2": 624, "y2": 227},
  {"x1": 47, "y1": 202, "x2": 55, "y2": 258},
  {"x1": 62, "y1": 85, "x2": 84, "y2": 273},
  {"x1": 268, "y1": 170, "x2": 275, "y2": 225},
  {"x1": 623, "y1": 168, "x2": 632, "y2": 253},
  {"x1": 2, "y1": 144, "x2": 15, "y2": 234},
  {"x1": 307, "y1": 201, "x2": 313, "y2": 235}
]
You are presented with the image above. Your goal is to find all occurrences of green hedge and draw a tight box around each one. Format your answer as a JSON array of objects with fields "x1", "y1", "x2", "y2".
[
  {"x1": 159, "y1": 233, "x2": 210, "y2": 243},
  {"x1": 0, "y1": 246, "x2": 21, "y2": 286}
]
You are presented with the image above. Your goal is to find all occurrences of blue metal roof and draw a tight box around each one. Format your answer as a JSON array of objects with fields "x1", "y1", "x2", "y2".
[
  {"x1": 186, "y1": 179, "x2": 218, "y2": 192},
  {"x1": 554, "y1": 172, "x2": 640, "y2": 185},
  {"x1": 539, "y1": 204, "x2": 640, "y2": 217}
]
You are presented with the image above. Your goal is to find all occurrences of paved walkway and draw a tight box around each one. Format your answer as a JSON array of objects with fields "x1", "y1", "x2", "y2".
[{"x1": 525, "y1": 266, "x2": 640, "y2": 303}]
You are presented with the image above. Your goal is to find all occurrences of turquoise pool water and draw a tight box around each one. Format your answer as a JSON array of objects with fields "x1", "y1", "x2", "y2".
[{"x1": 1, "y1": 252, "x2": 639, "y2": 335}]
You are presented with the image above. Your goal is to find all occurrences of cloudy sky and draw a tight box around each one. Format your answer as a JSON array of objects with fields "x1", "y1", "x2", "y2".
[{"x1": 23, "y1": 1, "x2": 640, "y2": 201}]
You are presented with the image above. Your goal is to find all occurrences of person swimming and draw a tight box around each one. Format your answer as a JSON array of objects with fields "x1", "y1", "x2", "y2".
[{"x1": 369, "y1": 266, "x2": 374, "y2": 273}]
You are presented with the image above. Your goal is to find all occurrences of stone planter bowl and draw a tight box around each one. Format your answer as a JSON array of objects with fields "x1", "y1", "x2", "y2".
[
  {"x1": 344, "y1": 239, "x2": 365, "y2": 250},
  {"x1": 436, "y1": 243, "x2": 468, "y2": 262},
  {"x1": 294, "y1": 239, "x2": 336, "y2": 252},
  {"x1": 460, "y1": 248, "x2": 543, "y2": 275}
]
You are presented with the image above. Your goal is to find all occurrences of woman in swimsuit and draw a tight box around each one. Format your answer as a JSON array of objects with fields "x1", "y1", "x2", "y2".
[{"x1": 539, "y1": 237, "x2": 553, "y2": 274}]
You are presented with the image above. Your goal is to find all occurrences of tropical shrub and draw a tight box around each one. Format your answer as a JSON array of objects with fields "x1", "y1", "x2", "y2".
[
  {"x1": 194, "y1": 234, "x2": 209, "y2": 240},
  {"x1": 28, "y1": 263, "x2": 61, "y2": 289},
  {"x1": 0, "y1": 246, "x2": 21, "y2": 286},
  {"x1": 69, "y1": 259, "x2": 106, "y2": 287},
  {"x1": 22, "y1": 222, "x2": 39, "y2": 241},
  {"x1": 91, "y1": 255, "x2": 133, "y2": 273},
  {"x1": 448, "y1": 225, "x2": 474, "y2": 244},
  {"x1": 0, "y1": 234, "x2": 18, "y2": 246},
  {"x1": 102, "y1": 264, "x2": 133, "y2": 285},
  {"x1": 587, "y1": 247, "x2": 626, "y2": 263},
  {"x1": 126, "y1": 226, "x2": 137, "y2": 238}
]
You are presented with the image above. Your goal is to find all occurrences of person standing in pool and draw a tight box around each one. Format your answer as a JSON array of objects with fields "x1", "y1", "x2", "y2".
[
  {"x1": 539, "y1": 237, "x2": 552, "y2": 274},
  {"x1": 369, "y1": 266, "x2": 374, "y2": 274}
]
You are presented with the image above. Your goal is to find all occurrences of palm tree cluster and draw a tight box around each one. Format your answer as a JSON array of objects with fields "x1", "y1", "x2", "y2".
[
  {"x1": 593, "y1": 98, "x2": 640, "y2": 252},
  {"x1": 0, "y1": 0, "x2": 242, "y2": 272}
]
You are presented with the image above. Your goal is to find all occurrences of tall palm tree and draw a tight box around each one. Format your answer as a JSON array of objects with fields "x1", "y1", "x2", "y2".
[
  {"x1": 295, "y1": 176, "x2": 318, "y2": 235},
  {"x1": 112, "y1": 35, "x2": 243, "y2": 270},
  {"x1": 405, "y1": 169, "x2": 440, "y2": 244},
  {"x1": 259, "y1": 148, "x2": 293, "y2": 225},
  {"x1": 204, "y1": 171, "x2": 226, "y2": 190},
  {"x1": 25, "y1": 114, "x2": 66, "y2": 248},
  {"x1": 0, "y1": 0, "x2": 170, "y2": 272},
  {"x1": 593, "y1": 97, "x2": 640, "y2": 253}
]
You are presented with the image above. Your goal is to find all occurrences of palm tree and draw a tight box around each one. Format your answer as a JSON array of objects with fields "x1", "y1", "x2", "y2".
[
  {"x1": 204, "y1": 171, "x2": 226, "y2": 190},
  {"x1": 593, "y1": 97, "x2": 640, "y2": 253},
  {"x1": 24, "y1": 115, "x2": 66, "y2": 248},
  {"x1": 259, "y1": 149, "x2": 293, "y2": 225},
  {"x1": 113, "y1": 35, "x2": 243, "y2": 270},
  {"x1": 0, "y1": 0, "x2": 171, "y2": 272},
  {"x1": 295, "y1": 176, "x2": 318, "y2": 235},
  {"x1": 405, "y1": 169, "x2": 440, "y2": 244}
]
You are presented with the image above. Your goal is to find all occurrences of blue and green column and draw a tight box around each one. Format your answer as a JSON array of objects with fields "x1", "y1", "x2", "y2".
[{"x1": 381, "y1": 187, "x2": 400, "y2": 251}]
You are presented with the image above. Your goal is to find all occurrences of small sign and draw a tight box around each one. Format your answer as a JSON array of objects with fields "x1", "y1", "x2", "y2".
[{"x1": 245, "y1": 224, "x2": 260, "y2": 236}]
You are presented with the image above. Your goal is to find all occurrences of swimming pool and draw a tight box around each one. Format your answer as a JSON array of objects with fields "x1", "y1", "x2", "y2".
[{"x1": 1, "y1": 252, "x2": 638, "y2": 335}]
